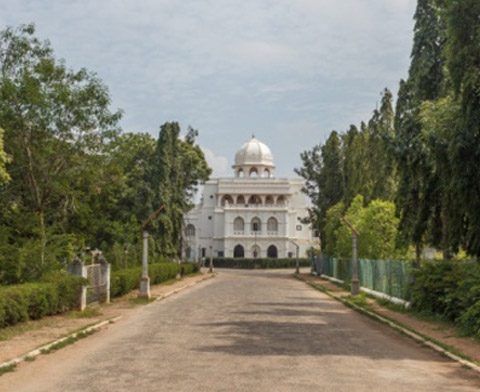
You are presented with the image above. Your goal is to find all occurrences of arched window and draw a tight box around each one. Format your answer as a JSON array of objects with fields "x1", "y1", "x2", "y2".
[
  {"x1": 234, "y1": 245, "x2": 245, "y2": 258},
  {"x1": 236, "y1": 195, "x2": 245, "y2": 205},
  {"x1": 277, "y1": 195, "x2": 286, "y2": 206},
  {"x1": 233, "y1": 217, "x2": 245, "y2": 233},
  {"x1": 252, "y1": 245, "x2": 261, "y2": 259},
  {"x1": 248, "y1": 195, "x2": 261, "y2": 205},
  {"x1": 267, "y1": 245, "x2": 278, "y2": 258},
  {"x1": 238, "y1": 169, "x2": 244, "y2": 178},
  {"x1": 267, "y1": 217, "x2": 278, "y2": 232},
  {"x1": 186, "y1": 224, "x2": 196, "y2": 236},
  {"x1": 263, "y1": 169, "x2": 271, "y2": 178},
  {"x1": 251, "y1": 217, "x2": 261, "y2": 232},
  {"x1": 221, "y1": 195, "x2": 234, "y2": 206},
  {"x1": 265, "y1": 195, "x2": 274, "y2": 205},
  {"x1": 249, "y1": 168, "x2": 258, "y2": 178}
]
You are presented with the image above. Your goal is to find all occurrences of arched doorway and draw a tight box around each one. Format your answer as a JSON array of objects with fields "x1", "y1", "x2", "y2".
[
  {"x1": 234, "y1": 245, "x2": 245, "y2": 258},
  {"x1": 267, "y1": 245, "x2": 278, "y2": 258}
]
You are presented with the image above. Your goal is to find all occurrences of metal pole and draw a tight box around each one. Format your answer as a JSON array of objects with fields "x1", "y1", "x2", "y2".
[
  {"x1": 295, "y1": 244, "x2": 300, "y2": 274},
  {"x1": 139, "y1": 230, "x2": 151, "y2": 298},
  {"x1": 351, "y1": 232, "x2": 360, "y2": 295}
]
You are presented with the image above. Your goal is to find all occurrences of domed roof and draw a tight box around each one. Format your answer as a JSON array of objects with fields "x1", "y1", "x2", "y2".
[{"x1": 234, "y1": 135, "x2": 275, "y2": 167}]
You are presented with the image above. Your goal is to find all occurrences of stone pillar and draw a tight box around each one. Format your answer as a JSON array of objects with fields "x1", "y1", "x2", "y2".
[{"x1": 139, "y1": 230, "x2": 151, "y2": 299}]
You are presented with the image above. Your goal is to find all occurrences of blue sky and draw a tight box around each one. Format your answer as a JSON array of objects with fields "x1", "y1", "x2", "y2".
[{"x1": 0, "y1": 0, "x2": 417, "y2": 178}]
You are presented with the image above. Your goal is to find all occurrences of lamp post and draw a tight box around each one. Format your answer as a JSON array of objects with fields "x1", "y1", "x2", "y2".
[
  {"x1": 288, "y1": 239, "x2": 300, "y2": 274},
  {"x1": 340, "y1": 216, "x2": 360, "y2": 296},
  {"x1": 209, "y1": 245, "x2": 214, "y2": 273},
  {"x1": 139, "y1": 205, "x2": 165, "y2": 299}
]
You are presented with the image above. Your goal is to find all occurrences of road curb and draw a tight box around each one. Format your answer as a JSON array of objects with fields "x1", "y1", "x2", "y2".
[
  {"x1": 155, "y1": 272, "x2": 215, "y2": 302},
  {"x1": 0, "y1": 316, "x2": 121, "y2": 372},
  {"x1": 296, "y1": 275, "x2": 480, "y2": 375}
]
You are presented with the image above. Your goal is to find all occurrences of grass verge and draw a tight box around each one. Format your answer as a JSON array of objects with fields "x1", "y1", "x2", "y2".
[{"x1": 40, "y1": 329, "x2": 97, "y2": 355}]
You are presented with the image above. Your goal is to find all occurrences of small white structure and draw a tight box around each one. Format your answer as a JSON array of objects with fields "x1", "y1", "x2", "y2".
[{"x1": 183, "y1": 136, "x2": 318, "y2": 260}]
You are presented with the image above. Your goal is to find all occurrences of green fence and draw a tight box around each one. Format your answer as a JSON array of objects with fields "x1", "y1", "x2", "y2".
[{"x1": 315, "y1": 256, "x2": 413, "y2": 300}]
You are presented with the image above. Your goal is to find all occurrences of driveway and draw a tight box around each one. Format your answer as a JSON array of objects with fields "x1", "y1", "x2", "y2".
[{"x1": 1, "y1": 269, "x2": 479, "y2": 392}]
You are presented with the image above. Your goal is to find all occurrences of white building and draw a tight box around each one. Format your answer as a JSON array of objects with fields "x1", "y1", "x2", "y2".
[{"x1": 183, "y1": 136, "x2": 318, "y2": 260}]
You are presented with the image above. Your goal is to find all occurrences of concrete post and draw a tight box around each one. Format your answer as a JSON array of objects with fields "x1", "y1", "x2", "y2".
[
  {"x1": 105, "y1": 263, "x2": 111, "y2": 304},
  {"x1": 80, "y1": 263, "x2": 88, "y2": 311},
  {"x1": 351, "y1": 232, "x2": 360, "y2": 296},
  {"x1": 139, "y1": 230, "x2": 151, "y2": 299},
  {"x1": 209, "y1": 245, "x2": 214, "y2": 273}
]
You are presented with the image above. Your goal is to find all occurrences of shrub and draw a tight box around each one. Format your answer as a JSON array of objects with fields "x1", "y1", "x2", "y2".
[
  {"x1": 412, "y1": 260, "x2": 480, "y2": 338},
  {"x1": 0, "y1": 273, "x2": 85, "y2": 328},
  {"x1": 211, "y1": 258, "x2": 311, "y2": 269},
  {"x1": 110, "y1": 261, "x2": 199, "y2": 297}
]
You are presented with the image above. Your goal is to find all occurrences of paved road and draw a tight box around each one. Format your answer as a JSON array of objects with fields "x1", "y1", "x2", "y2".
[{"x1": 2, "y1": 270, "x2": 480, "y2": 392}]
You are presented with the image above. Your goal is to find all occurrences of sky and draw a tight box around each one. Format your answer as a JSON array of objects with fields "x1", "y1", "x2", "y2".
[{"x1": 0, "y1": 0, "x2": 417, "y2": 178}]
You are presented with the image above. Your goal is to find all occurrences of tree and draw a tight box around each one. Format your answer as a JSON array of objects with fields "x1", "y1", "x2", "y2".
[
  {"x1": 0, "y1": 24, "x2": 121, "y2": 273},
  {"x1": 296, "y1": 131, "x2": 344, "y2": 250},
  {"x1": 393, "y1": 0, "x2": 446, "y2": 260},
  {"x1": 151, "y1": 123, "x2": 211, "y2": 258},
  {"x1": 334, "y1": 195, "x2": 402, "y2": 260},
  {"x1": 366, "y1": 88, "x2": 396, "y2": 202},
  {"x1": 442, "y1": 0, "x2": 480, "y2": 256}
]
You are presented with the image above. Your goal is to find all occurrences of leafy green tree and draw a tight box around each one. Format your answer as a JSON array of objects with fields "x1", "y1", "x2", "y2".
[
  {"x1": 393, "y1": 0, "x2": 446, "y2": 260},
  {"x1": 442, "y1": 0, "x2": 480, "y2": 256},
  {"x1": 342, "y1": 125, "x2": 369, "y2": 206},
  {"x1": 0, "y1": 24, "x2": 121, "y2": 277},
  {"x1": 151, "y1": 123, "x2": 211, "y2": 258},
  {"x1": 296, "y1": 131, "x2": 344, "y2": 249},
  {"x1": 366, "y1": 88, "x2": 396, "y2": 202},
  {"x1": 335, "y1": 195, "x2": 402, "y2": 260}
]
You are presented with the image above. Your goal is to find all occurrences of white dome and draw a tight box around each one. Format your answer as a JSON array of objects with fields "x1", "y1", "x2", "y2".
[{"x1": 234, "y1": 136, "x2": 275, "y2": 167}]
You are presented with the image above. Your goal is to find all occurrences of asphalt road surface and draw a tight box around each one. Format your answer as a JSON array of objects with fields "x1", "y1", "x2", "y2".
[{"x1": 2, "y1": 269, "x2": 480, "y2": 392}]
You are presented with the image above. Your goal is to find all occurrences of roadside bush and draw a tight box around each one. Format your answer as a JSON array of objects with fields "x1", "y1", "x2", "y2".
[
  {"x1": 412, "y1": 260, "x2": 480, "y2": 337},
  {"x1": 211, "y1": 258, "x2": 310, "y2": 269},
  {"x1": 110, "y1": 262, "x2": 199, "y2": 297},
  {"x1": 0, "y1": 273, "x2": 85, "y2": 328}
]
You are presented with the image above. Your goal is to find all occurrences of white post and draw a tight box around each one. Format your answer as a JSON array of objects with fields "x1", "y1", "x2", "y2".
[
  {"x1": 80, "y1": 264, "x2": 88, "y2": 311},
  {"x1": 139, "y1": 230, "x2": 151, "y2": 299},
  {"x1": 105, "y1": 263, "x2": 111, "y2": 304}
]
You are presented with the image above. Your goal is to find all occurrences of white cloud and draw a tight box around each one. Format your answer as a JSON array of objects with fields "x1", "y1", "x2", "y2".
[{"x1": 202, "y1": 147, "x2": 229, "y2": 178}]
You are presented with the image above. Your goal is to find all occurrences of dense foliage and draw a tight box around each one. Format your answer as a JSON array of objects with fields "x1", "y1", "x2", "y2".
[
  {"x1": 0, "y1": 25, "x2": 210, "y2": 284},
  {"x1": 412, "y1": 260, "x2": 480, "y2": 337},
  {"x1": 325, "y1": 196, "x2": 401, "y2": 260},
  {"x1": 212, "y1": 258, "x2": 311, "y2": 269}
]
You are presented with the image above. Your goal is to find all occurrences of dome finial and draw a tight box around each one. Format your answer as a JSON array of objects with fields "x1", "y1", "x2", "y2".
[{"x1": 252, "y1": 133, "x2": 255, "y2": 139}]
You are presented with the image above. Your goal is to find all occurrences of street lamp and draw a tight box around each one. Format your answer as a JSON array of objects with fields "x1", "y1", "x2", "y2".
[
  {"x1": 139, "y1": 205, "x2": 165, "y2": 299},
  {"x1": 340, "y1": 216, "x2": 360, "y2": 296}
]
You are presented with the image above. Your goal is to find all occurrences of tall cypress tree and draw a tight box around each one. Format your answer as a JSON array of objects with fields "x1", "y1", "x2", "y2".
[
  {"x1": 394, "y1": 0, "x2": 446, "y2": 259},
  {"x1": 443, "y1": 0, "x2": 480, "y2": 255}
]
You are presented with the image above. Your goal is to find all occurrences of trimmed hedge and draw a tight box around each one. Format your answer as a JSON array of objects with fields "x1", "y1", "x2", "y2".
[
  {"x1": 0, "y1": 272, "x2": 86, "y2": 328},
  {"x1": 211, "y1": 257, "x2": 311, "y2": 269},
  {"x1": 0, "y1": 262, "x2": 200, "y2": 329},
  {"x1": 110, "y1": 262, "x2": 199, "y2": 297},
  {"x1": 412, "y1": 260, "x2": 480, "y2": 338}
]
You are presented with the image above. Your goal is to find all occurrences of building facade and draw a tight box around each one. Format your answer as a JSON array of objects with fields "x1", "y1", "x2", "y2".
[{"x1": 183, "y1": 136, "x2": 317, "y2": 260}]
